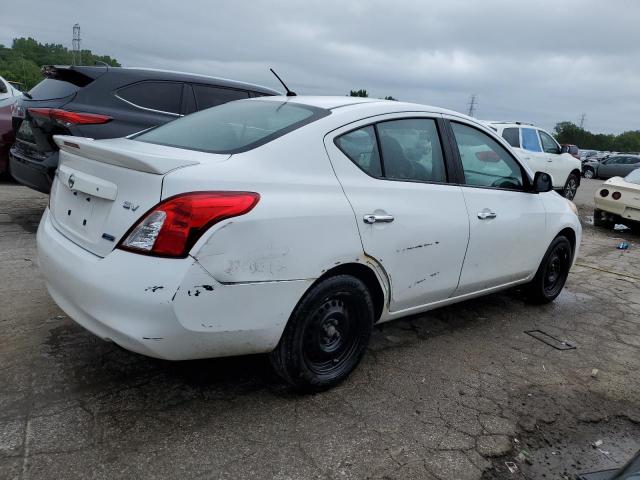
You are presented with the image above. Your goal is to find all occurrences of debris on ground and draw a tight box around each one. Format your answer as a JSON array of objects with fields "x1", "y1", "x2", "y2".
[
  {"x1": 591, "y1": 368, "x2": 599, "y2": 378},
  {"x1": 505, "y1": 461, "x2": 519, "y2": 474},
  {"x1": 592, "y1": 439, "x2": 604, "y2": 448},
  {"x1": 617, "y1": 241, "x2": 630, "y2": 250},
  {"x1": 614, "y1": 224, "x2": 630, "y2": 231}
]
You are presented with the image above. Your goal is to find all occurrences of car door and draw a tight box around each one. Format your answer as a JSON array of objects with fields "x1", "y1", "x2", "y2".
[
  {"x1": 517, "y1": 127, "x2": 557, "y2": 185},
  {"x1": 620, "y1": 156, "x2": 640, "y2": 177},
  {"x1": 324, "y1": 115, "x2": 470, "y2": 312},
  {"x1": 446, "y1": 119, "x2": 547, "y2": 295},
  {"x1": 538, "y1": 129, "x2": 567, "y2": 185},
  {"x1": 598, "y1": 156, "x2": 624, "y2": 179}
]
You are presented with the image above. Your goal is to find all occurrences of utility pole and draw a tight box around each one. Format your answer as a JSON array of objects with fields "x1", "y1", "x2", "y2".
[
  {"x1": 72, "y1": 24, "x2": 81, "y2": 65},
  {"x1": 578, "y1": 113, "x2": 586, "y2": 129},
  {"x1": 467, "y1": 94, "x2": 478, "y2": 117}
]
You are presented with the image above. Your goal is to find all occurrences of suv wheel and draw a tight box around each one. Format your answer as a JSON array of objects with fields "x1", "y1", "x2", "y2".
[
  {"x1": 583, "y1": 168, "x2": 595, "y2": 179},
  {"x1": 562, "y1": 173, "x2": 579, "y2": 200},
  {"x1": 525, "y1": 235, "x2": 572, "y2": 304},
  {"x1": 270, "y1": 275, "x2": 374, "y2": 392}
]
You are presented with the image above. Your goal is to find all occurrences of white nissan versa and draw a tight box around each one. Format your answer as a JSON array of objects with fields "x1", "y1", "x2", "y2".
[{"x1": 37, "y1": 96, "x2": 581, "y2": 391}]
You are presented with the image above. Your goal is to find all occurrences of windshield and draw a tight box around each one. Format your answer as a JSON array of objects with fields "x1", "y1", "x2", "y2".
[
  {"x1": 624, "y1": 169, "x2": 640, "y2": 184},
  {"x1": 134, "y1": 99, "x2": 329, "y2": 154}
]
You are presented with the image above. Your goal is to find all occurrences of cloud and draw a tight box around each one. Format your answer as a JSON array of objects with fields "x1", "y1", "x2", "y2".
[{"x1": 3, "y1": 0, "x2": 639, "y2": 133}]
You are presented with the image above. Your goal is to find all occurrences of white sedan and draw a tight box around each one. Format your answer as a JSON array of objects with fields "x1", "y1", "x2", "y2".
[{"x1": 37, "y1": 96, "x2": 581, "y2": 391}]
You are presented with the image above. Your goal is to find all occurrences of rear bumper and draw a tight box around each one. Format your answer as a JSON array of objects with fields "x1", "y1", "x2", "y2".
[
  {"x1": 37, "y1": 209, "x2": 311, "y2": 360},
  {"x1": 9, "y1": 146, "x2": 57, "y2": 193}
]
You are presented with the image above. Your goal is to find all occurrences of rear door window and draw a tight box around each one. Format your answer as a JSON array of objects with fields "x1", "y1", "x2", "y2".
[
  {"x1": 193, "y1": 85, "x2": 250, "y2": 110},
  {"x1": 521, "y1": 128, "x2": 543, "y2": 152},
  {"x1": 377, "y1": 119, "x2": 446, "y2": 182},
  {"x1": 117, "y1": 81, "x2": 183, "y2": 114},
  {"x1": 501, "y1": 127, "x2": 520, "y2": 148}
]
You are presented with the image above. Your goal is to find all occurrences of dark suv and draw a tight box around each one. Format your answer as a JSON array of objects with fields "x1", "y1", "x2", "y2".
[{"x1": 10, "y1": 65, "x2": 279, "y2": 193}]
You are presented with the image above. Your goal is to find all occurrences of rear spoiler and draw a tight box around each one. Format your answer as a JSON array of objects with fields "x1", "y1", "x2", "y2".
[
  {"x1": 54, "y1": 135, "x2": 201, "y2": 175},
  {"x1": 42, "y1": 65, "x2": 107, "y2": 87}
]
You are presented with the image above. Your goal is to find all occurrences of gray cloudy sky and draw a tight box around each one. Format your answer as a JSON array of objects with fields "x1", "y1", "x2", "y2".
[{"x1": 4, "y1": 0, "x2": 639, "y2": 133}]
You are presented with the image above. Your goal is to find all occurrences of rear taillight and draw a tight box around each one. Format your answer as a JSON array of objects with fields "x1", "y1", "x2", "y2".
[
  {"x1": 28, "y1": 108, "x2": 112, "y2": 126},
  {"x1": 118, "y1": 192, "x2": 260, "y2": 258},
  {"x1": 599, "y1": 189, "x2": 609, "y2": 197},
  {"x1": 612, "y1": 191, "x2": 621, "y2": 200}
]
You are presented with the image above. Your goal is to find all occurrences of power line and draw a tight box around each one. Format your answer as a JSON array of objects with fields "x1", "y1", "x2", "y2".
[
  {"x1": 72, "y1": 24, "x2": 81, "y2": 65},
  {"x1": 578, "y1": 113, "x2": 586, "y2": 129},
  {"x1": 467, "y1": 94, "x2": 478, "y2": 117}
]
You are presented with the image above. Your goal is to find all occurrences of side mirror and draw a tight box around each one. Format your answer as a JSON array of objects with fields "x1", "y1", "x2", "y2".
[{"x1": 532, "y1": 172, "x2": 553, "y2": 193}]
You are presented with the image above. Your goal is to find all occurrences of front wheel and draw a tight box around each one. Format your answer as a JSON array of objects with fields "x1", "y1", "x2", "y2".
[
  {"x1": 583, "y1": 168, "x2": 595, "y2": 179},
  {"x1": 524, "y1": 235, "x2": 573, "y2": 304},
  {"x1": 269, "y1": 275, "x2": 374, "y2": 392},
  {"x1": 562, "y1": 173, "x2": 580, "y2": 200}
]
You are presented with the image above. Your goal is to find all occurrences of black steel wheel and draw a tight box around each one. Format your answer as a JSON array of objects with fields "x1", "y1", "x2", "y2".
[
  {"x1": 563, "y1": 173, "x2": 580, "y2": 200},
  {"x1": 270, "y1": 275, "x2": 374, "y2": 392},
  {"x1": 524, "y1": 235, "x2": 573, "y2": 304}
]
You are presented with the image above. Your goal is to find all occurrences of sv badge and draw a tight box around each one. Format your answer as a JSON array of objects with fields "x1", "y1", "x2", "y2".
[{"x1": 122, "y1": 201, "x2": 140, "y2": 212}]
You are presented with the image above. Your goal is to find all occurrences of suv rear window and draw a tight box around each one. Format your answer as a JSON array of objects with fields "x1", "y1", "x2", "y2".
[
  {"x1": 134, "y1": 100, "x2": 329, "y2": 154},
  {"x1": 29, "y1": 79, "x2": 80, "y2": 100},
  {"x1": 117, "y1": 81, "x2": 183, "y2": 114}
]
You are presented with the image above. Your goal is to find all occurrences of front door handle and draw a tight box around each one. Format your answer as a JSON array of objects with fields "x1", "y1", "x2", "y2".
[
  {"x1": 363, "y1": 214, "x2": 395, "y2": 224},
  {"x1": 477, "y1": 210, "x2": 497, "y2": 220}
]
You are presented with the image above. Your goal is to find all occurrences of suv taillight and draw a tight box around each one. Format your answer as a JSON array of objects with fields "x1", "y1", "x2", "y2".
[
  {"x1": 28, "y1": 108, "x2": 112, "y2": 125},
  {"x1": 118, "y1": 192, "x2": 260, "y2": 258}
]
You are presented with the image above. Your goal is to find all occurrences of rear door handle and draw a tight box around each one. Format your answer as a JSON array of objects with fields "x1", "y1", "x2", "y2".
[
  {"x1": 363, "y1": 214, "x2": 395, "y2": 224},
  {"x1": 477, "y1": 210, "x2": 497, "y2": 220}
]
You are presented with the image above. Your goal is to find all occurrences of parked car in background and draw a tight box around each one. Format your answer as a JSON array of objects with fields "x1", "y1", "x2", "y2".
[
  {"x1": 0, "y1": 76, "x2": 22, "y2": 176},
  {"x1": 485, "y1": 121, "x2": 582, "y2": 200},
  {"x1": 593, "y1": 168, "x2": 640, "y2": 230},
  {"x1": 582, "y1": 154, "x2": 640, "y2": 179},
  {"x1": 561, "y1": 143, "x2": 580, "y2": 159},
  {"x1": 10, "y1": 65, "x2": 279, "y2": 193},
  {"x1": 37, "y1": 96, "x2": 581, "y2": 391},
  {"x1": 579, "y1": 149, "x2": 597, "y2": 161}
]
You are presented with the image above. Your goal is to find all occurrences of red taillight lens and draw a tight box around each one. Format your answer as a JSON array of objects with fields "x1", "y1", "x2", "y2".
[
  {"x1": 28, "y1": 108, "x2": 112, "y2": 125},
  {"x1": 118, "y1": 192, "x2": 260, "y2": 258},
  {"x1": 599, "y1": 189, "x2": 609, "y2": 197},
  {"x1": 612, "y1": 191, "x2": 621, "y2": 200}
]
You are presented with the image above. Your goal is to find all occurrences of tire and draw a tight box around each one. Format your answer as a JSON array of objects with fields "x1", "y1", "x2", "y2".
[
  {"x1": 562, "y1": 173, "x2": 580, "y2": 200},
  {"x1": 269, "y1": 275, "x2": 374, "y2": 392},
  {"x1": 583, "y1": 168, "x2": 595, "y2": 179},
  {"x1": 524, "y1": 235, "x2": 573, "y2": 304},
  {"x1": 593, "y1": 208, "x2": 614, "y2": 229}
]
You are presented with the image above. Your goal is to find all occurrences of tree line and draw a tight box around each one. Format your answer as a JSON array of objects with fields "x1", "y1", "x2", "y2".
[
  {"x1": 554, "y1": 121, "x2": 640, "y2": 153},
  {"x1": 0, "y1": 37, "x2": 120, "y2": 90}
]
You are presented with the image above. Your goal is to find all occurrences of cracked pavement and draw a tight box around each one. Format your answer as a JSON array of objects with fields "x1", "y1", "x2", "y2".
[{"x1": 1, "y1": 178, "x2": 639, "y2": 479}]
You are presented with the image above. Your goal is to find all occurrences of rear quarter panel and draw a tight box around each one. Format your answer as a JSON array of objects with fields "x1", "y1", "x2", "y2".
[{"x1": 161, "y1": 125, "x2": 365, "y2": 283}]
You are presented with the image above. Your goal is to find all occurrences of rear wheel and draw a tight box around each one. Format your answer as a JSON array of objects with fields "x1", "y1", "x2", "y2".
[
  {"x1": 270, "y1": 275, "x2": 374, "y2": 392},
  {"x1": 524, "y1": 235, "x2": 573, "y2": 304},
  {"x1": 593, "y1": 208, "x2": 614, "y2": 229},
  {"x1": 562, "y1": 173, "x2": 580, "y2": 200},
  {"x1": 583, "y1": 168, "x2": 595, "y2": 179}
]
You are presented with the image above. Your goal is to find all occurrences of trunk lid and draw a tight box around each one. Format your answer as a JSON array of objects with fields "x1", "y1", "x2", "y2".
[{"x1": 49, "y1": 135, "x2": 230, "y2": 257}]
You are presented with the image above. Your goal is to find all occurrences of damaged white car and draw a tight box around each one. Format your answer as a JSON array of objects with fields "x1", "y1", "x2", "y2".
[{"x1": 37, "y1": 96, "x2": 581, "y2": 391}]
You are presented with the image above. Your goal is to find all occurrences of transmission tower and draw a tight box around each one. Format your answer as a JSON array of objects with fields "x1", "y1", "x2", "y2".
[
  {"x1": 72, "y1": 24, "x2": 81, "y2": 65},
  {"x1": 578, "y1": 113, "x2": 586, "y2": 129},
  {"x1": 467, "y1": 94, "x2": 478, "y2": 117}
]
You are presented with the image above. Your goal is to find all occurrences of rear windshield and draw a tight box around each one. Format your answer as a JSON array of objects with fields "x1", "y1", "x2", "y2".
[
  {"x1": 29, "y1": 79, "x2": 80, "y2": 100},
  {"x1": 134, "y1": 100, "x2": 329, "y2": 154}
]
